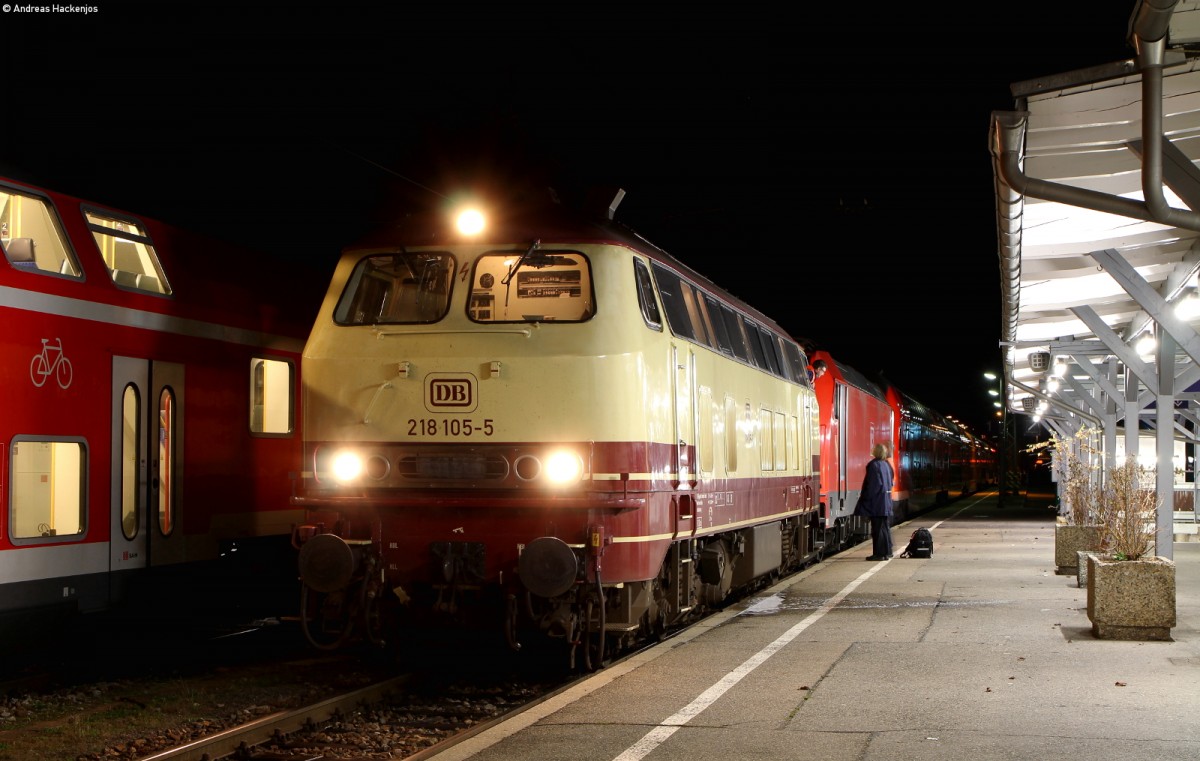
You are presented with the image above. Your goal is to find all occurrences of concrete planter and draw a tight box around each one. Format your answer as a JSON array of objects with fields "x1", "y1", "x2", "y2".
[
  {"x1": 1086, "y1": 554, "x2": 1176, "y2": 641},
  {"x1": 1075, "y1": 550, "x2": 1101, "y2": 588},
  {"x1": 1054, "y1": 524, "x2": 1103, "y2": 576}
]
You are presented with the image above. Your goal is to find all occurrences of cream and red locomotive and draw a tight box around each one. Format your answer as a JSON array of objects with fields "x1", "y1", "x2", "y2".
[
  {"x1": 291, "y1": 192, "x2": 832, "y2": 664},
  {"x1": 290, "y1": 191, "x2": 995, "y2": 665}
]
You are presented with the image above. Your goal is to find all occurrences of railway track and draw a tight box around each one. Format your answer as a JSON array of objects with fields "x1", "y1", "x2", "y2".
[
  {"x1": 2, "y1": 612, "x2": 583, "y2": 761},
  {"x1": 0, "y1": 524, "x2": 900, "y2": 760},
  {"x1": 120, "y1": 656, "x2": 583, "y2": 760}
]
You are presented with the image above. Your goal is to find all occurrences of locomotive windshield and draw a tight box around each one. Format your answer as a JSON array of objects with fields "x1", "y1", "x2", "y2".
[
  {"x1": 334, "y1": 251, "x2": 455, "y2": 325},
  {"x1": 469, "y1": 250, "x2": 593, "y2": 322}
]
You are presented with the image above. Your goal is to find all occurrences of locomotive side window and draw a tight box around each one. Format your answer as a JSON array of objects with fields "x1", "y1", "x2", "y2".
[
  {"x1": 724, "y1": 396, "x2": 738, "y2": 473},
  {"x1": 651, "y1": 264, "x2": 722, "y2": 348},
  {"x1": 650, "y1": 264, "x2": 698, "y2": 341},
  {"x1": 787, "y1": 415, "x2": 798, "y2": 471},
  {"x1": 633, "y1": 259, "x2": 661, "y2": 330},
  {"x1": 774, "y1": 412, "x2": 787, "y2": 471},
  {"x1": 0, "y1": 187, "x2": 82, "y2": 278},
  {"x1": 755, "y1": 326, "x2": 782, "y2": 376},
  {"x1": 10, "y1": 438, "x2": 86, "y2": 541},
  {"x1": 468, "y1": 250, "x2": 593, "y2": 323},
  {"x1": 759, "y1": 408, "x2": 773, "y2": 470},
  {"x1": 682, "y1": 285, "x2": 713, "y2": 346},
  {"x1": 782, "y1": 341, "x2": 809, "y2": 387},
  {"x1": 335, "y1": 252, "x2": 455, "y2": 325},
  {"x1": 698, "y1": 386, "x2": 714, "y2": 475},
  {"x1": 85, "y1": 210, "x2": 172, "y2": 295},
  {"x1": 704, "y1": 296, "x2": 734, "y2": 355},
  {"x1": 743, "y1": 318, "x2": 769, "y2": 369},
  {"x1": 719, "y1": 304, "x2": 751, "y2": 361},
  {"x1": 250, "y1": 357, "x2": 294, "y2": 435}
]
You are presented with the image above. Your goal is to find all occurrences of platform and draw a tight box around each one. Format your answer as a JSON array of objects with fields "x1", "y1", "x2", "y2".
[{"x1": 427, "y1": 491, "x2": 1200, "y2": 761}]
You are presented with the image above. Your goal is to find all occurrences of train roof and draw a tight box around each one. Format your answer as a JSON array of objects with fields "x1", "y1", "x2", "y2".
[
  {"x1": 1, "y1": 175, "x2": 325, "y2": 342},
  {"x1": 811, "y1": 350, "x2": 886, "y2": 402},
  {"x1": 346, "y1": 188, "x2": 795, "y2": 343}
]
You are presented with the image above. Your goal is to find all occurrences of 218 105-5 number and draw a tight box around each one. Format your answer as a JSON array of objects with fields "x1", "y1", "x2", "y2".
[{"x1": 407, "y1": 418, "x2": 494, "y2": 437}]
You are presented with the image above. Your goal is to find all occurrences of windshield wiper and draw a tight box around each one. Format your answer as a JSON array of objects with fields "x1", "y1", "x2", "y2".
[{"x1": 501, "y1": 239, "x2": 541, "y2": 286}]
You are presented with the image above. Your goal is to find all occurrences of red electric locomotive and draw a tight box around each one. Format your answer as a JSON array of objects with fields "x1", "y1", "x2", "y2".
[
  {"x1": 0, "y1": 176, "x2": 320, "y2": 639},
  {"x1": 808, "y1": 349, "x2": 995, "y2": 527},
  {"x1": 808, "y1": 349, "x2": 893, "y2": 540}
]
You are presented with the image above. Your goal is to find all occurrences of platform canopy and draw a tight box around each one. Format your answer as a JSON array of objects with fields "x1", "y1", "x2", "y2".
[{"x1": 990, "y1": 0, "x2": 1200, "y2": 558}]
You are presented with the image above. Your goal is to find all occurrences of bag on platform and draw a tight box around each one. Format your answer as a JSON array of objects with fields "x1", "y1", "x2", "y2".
[{"x1": 900, "y1": 527, "x2": 933, "y2": 558}]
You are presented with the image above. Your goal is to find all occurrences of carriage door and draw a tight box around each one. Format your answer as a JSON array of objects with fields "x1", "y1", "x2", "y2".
[
  {"x1": 111, "y1": 357, "x2": 185, "y2": 578},
  {"x1": 834, "y1": 382, "x2": 848, "y2": 508}
]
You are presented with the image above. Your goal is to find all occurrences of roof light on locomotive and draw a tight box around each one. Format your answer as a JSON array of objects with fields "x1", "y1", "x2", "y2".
[{"x1": 455, "y1": 207, "x2": 486, "y2": 236}]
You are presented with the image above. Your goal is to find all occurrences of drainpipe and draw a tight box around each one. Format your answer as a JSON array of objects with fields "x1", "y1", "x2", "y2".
[{"x1": 992, "y1": 0, "x2": 1200, "y2": 232}]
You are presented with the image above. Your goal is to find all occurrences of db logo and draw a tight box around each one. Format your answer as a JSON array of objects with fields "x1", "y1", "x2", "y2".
[{"x1": 425, "y1": 374, "x2": 477, "y2": 412}]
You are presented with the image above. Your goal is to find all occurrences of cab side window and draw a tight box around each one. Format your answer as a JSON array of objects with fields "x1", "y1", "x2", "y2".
[{"x1": 633, "y1": 259, "x2": 662, "y2": 330}]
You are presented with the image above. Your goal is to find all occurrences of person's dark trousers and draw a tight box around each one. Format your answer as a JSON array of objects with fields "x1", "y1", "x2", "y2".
[{"x1": 870, "y1": 516, "x2": 893, "y2": 558}]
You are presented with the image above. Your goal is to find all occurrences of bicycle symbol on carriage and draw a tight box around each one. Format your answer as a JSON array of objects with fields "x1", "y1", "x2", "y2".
[{"x1": 30, "y1": 337, "x2": 74, "y2": 389}]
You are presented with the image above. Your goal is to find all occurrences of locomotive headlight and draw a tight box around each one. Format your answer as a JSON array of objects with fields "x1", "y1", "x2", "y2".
[
  {"x1": 544, "y1": 450, "x2": 584, "y2": 485},
  {"x1": 331, "y1": 450, "x2": 364, "y2": 483}
]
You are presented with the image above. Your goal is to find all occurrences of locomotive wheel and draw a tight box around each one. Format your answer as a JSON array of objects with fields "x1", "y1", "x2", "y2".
[
  {"x1": 300, "y1": 584, "x2": 354, "y2": 650},
  {"x1": 360, "y1": 582, "x2": 385, "y2": 647},
  {"x1": 566, "y1": 609, "x2": 582, "y2": 671}
]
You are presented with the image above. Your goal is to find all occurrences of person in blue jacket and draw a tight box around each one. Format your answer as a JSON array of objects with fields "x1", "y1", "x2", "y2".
[{"x1": 856, "y1": 442, "x2": 894, "y2": 560}]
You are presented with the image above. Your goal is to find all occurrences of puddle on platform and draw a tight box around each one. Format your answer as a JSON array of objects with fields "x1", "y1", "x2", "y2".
[{"x1": 738, "y1": 594, "x2": 1008, "y2": 615}]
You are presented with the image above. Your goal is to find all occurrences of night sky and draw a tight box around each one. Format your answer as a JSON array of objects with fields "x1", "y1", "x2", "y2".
[{"x1": 0, "y1": 1, "x2": 1142, "y2": 434}]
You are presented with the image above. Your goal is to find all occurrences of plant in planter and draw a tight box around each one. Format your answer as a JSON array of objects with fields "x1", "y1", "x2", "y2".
[
  {"x1": 1087, "y1": 459, "x2": 1175, "y2": 641},
  {"x1": 1034, "y1": 428, "x2": 1104, "y2": 575}
]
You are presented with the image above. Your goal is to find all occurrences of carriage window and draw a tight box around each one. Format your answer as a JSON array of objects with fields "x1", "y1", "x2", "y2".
[
  {"x1": 633, "y1": 259, "x2": 661, "y2": 330},
  {"x1": 158, "y1": 388, "x2": 176, "y2": 535},
  {"x1": 0, "y1": 187, "x2": 82, "y2": 278},
  {"x1": 85, "y1": 210, "x2": 171, "y2": 295},
  {"x1": 250, "y1": 357, "x2": 294, "y2": 434},
  {"x1": 10, "y1": 438, "x2": 86, "y2": 541},
  {"x1": 121, "y1": 384, "x2": 140, "y2": 540},
  {"x1": 469, "y1": 250, "x2": 593, "y2": 323},
  {"x1": 336, "y1": 251, "x2": 456, "y2": 325}
]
